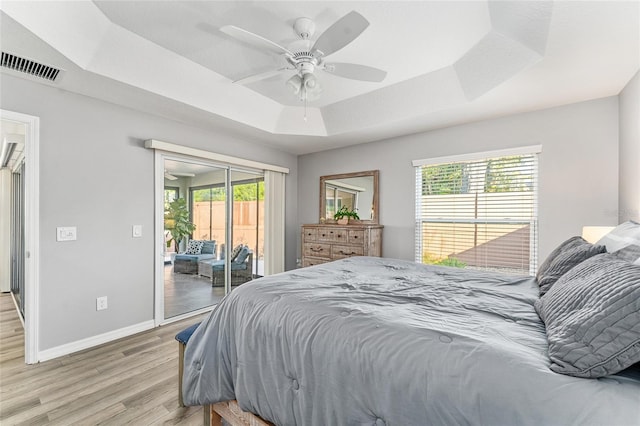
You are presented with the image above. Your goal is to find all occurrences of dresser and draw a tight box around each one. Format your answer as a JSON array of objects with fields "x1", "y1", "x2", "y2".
[{"x1": 301, "y1": 223, "x2": 383, "y2": 267}]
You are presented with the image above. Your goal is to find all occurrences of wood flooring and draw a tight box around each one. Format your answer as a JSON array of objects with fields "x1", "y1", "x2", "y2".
[{"x1": 0, "y1": 293, "x2": 208, "y2": 425}]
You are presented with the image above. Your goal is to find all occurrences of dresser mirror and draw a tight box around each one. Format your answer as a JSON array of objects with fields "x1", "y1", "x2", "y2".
[{"x1": 319, "y1": 170, "x2": 379, "y2": 224}]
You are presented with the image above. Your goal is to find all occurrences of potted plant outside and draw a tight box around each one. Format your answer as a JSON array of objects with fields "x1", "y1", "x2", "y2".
[
  {"x1": 165, "y1": 198, "x2": 196, "y2": 254},
  {"x1": 333, "y1": 206, "x2": 359, "y2": 225}
]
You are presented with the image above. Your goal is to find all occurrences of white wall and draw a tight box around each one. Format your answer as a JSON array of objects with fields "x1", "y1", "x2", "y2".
[
  {"x1": 0, "y1": 74, "x2": 298, "y2": 352},
  {"x1": 619, "y1": 70, "x2": 640, "y2": 222},
  {"x1": 299, "y1": 97, "x2": 620, "y2": 264}
]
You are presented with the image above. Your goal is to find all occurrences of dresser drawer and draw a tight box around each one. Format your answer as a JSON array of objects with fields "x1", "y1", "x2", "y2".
[
  {"x1": 302, "y1": 257, "x2": 329, "y2": 267},
  {"x1": 317, "y1": 227, "x2": 347, "y2": 242},
  {"x1": 301, "y1": 224, "x2": 383, "y2": 268},
  {"x1": 304, "y1": 242, "x2": 332, "y2": 259},
  {"x1": 348, "y1": 229, "x2": 365, "y2": 244},
  {"x1": 303, "y1": 227, "x2": 318, "y2": 242},
  {"x1": 332, "y1": 245, "x2": 364, "y2": 259}
]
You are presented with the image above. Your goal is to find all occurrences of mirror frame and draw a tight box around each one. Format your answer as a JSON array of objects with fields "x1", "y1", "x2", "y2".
[{"x1": 319, "y1": 170, "x2": 379, "y2": 224}]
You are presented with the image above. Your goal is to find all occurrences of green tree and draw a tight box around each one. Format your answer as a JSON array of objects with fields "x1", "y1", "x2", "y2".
[
  {"x1": 165, "y1": 198, "x2": 196, "y2": 252},
  {"x1": 484, "y1": 156, "x2": 532, "y2": 193},
  {"x1": 422, "y1": 163, "x2": 469, "y2": 195},
  {"x1": 234, "y1": 182, "x2": 264, "y2": 201},
  {"x1": 192, "y1": 182, "x2": 264, "y2": 202}
]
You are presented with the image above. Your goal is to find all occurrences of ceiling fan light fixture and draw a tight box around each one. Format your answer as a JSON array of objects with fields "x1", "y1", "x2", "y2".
[
  {"x1": 303, "y1": 73, "x2": 318, "y2": 90},
  {"x1": 286, "y1": 74, "x2": 302, "y2": 95}
]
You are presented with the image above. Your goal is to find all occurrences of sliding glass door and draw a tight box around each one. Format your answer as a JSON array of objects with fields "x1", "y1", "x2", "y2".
[
  {"x1": 230, "y1": 172, "x2": 264, "y2": 278},
  {"x1": 161, "y1": 157, "x2": 264, "y2": 320}
]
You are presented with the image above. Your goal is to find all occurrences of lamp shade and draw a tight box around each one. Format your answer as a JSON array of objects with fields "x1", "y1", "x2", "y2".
[{"x1": 581, "y1": 226, "x2": 615, "y2": 244}]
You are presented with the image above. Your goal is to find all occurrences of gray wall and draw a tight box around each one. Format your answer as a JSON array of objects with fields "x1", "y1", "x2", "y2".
[
  {"x1": 299, "y1": 97, "x2": 620, "y2": 264},
  {"x1": 619, "y1": 70, "x2": 640, "y2": 222},
  {"x1": 1, "y1": 74, "x2": 298, "y2": 351}
]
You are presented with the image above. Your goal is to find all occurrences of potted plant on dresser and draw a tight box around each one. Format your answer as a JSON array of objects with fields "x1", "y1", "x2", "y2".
[{"x1": 333, "y1": 206, "x2": 360, "y2": 225}]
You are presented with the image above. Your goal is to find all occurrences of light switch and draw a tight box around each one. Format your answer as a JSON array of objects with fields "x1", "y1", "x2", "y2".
[
  {"x1": 132, "y1": 225, "x2": 142, "y2": 238},
  {"x1": 56, "y1": 226, "x2": 77, "y2": 242}
]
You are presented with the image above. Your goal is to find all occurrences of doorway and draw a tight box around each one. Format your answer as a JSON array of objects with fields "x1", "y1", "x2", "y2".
[
  {"x1": 0, "y1": 110, "x2": 40, "y2": 364},
  {"x1": 157, "y1": 154, "x2": 264, "y2": 323}
]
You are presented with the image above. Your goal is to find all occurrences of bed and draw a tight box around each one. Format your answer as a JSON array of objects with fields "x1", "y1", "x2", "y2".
[{"x1": 182, "y1": 224, "x2": 640, "y2": 425}]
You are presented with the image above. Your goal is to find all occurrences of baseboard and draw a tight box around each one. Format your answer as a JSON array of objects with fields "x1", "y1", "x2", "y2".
[{"x1": 37, "y1": 320, "x2": 156, "y2": 362}]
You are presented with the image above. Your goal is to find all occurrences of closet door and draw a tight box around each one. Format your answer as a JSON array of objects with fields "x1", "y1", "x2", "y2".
[{"x1": 10, "y1": 161, "x2": 25, "y2": 318}]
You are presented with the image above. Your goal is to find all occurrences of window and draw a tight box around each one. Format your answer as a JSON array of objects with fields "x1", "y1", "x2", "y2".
[
  {"x1": 414, "y1": 147, "x2": 539, "y2": 275},
  {"x1": 164, "y1": 187, "x2": 179, "y2": 209}
]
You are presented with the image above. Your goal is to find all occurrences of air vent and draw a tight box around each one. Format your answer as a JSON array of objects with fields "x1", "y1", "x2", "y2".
[{"x1": 1, "y1": 51, "x2": 62, "y2": 82}]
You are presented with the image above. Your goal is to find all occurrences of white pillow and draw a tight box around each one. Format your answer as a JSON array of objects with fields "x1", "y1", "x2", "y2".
[{"x1": 596, "y1": 220, "x2": 640, "y2": 252}]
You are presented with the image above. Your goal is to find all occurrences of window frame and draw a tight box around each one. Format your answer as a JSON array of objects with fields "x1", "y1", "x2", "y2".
[{"x1": 413, "y1": 145, "x2": 541, "y2": 276}]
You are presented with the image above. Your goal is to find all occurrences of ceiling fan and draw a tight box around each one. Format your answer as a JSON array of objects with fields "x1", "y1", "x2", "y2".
[
  {"x1": 221, "y1": 11, "x2": 387, "y2": 103},
  {"x1": 164, "y1": 170, "x2": 195, "y2": 181}
]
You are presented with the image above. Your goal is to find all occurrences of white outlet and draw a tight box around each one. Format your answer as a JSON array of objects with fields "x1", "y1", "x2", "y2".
[
  {"x1": 96, "y1": 296, "x2": 108, "y2": 311},
  {"x1": 132, "y1": 225, "x2": 142, "y2": 238}
]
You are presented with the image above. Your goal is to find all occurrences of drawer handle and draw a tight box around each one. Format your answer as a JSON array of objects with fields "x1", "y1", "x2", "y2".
[
  {"x1": 337, "y1": 235, "x2": 342, "y2": 238},
  {"x1": 339, "y1": 250, "x2": 357, "y2": 255},
  {"x1": 311, "y1": 247, "x2": 324, "y2": 252},
  {"x1": 321, "y1": 234, "x2": 326, "y2": 237},
  {"x1": 352, "y1": 236, "x2": 358, "y2": 239}
]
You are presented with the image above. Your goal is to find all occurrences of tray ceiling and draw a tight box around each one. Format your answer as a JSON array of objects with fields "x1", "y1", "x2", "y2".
[{"x1": 0, "y1": 1, "x2": 638, "y2": 155}]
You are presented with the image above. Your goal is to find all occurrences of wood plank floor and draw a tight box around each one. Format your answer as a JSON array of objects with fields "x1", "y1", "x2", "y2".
[{"x1": 0, "y1": 293, "x2": 208, "y2": 425}]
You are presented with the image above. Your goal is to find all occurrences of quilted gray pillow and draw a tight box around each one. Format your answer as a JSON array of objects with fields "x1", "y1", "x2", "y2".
[
  {"x1": 613, "y1": 244, "x2": 640, "y2": 265},
  {"x1": 537, "y1": 236, "x2": 586, "y2": 279},
  {"x1": 537, "y1": 242, "x2": 606, "y2": 296},
  {"x1": 535, "y1": 253, "x2": 640, "y2": 378}
]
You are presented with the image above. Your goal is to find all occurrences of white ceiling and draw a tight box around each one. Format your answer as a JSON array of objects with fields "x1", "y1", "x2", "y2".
[{"x1": 0, "y1": 1, "x2": 638, "y2": 155}]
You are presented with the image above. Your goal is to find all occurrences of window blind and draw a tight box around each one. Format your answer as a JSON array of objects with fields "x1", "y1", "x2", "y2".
[{"x1": 415, "y1": 152, "x2": 539, "y2": 275}]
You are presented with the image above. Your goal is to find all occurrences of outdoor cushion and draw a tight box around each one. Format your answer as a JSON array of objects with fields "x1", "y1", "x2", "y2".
[
  {"x1": 174, "y1": 253, "x2": 215, "y2": 263},
  {"x1": 201, "y1": 240, "x2": 217, "y2": 255},
  {"x1": 230, "y1": 244, "x2": 244, "y2": 261},
  {"x1": 203, "y1": 259, "x2": 248, "y2": 272},
  {"x1": 185, "y1": 240, "x2": 204, "y2": 255},
  {"x1": 234, "y1": 246, "x2": 251, "y2": 264}
]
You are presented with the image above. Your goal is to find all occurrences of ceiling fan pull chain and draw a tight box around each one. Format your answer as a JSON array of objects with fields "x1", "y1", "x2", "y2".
[{"x1": 304, "y1": 96, "x2": 308, "y2": 122}]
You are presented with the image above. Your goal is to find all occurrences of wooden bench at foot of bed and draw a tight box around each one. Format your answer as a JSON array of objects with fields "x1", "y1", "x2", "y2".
[{"x1": 205, "y1": 400, "x2": 274, "y2": 426}]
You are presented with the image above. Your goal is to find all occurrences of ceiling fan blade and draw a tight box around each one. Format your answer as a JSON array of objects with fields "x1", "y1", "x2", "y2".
[
  {"x1": 311, "y1": 11, "x2": 369, "y2": 58},
  {"x1": 164, "y1": 172, "x2": 178, "y2": 181},
  {"x1": 233, "y1": 68, "x2": 289, "y2": 85},
  {"x1": 323, "y1": 62, "x2": 387, "y2": 82},
  {"x1": 221, "y1": 25, "x2": 294, "y2": 57}
]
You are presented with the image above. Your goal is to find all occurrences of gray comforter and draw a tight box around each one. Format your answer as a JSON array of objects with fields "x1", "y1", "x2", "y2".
[{"x1": 183, "y1": 257, "x2": 640, "y2": 425}]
